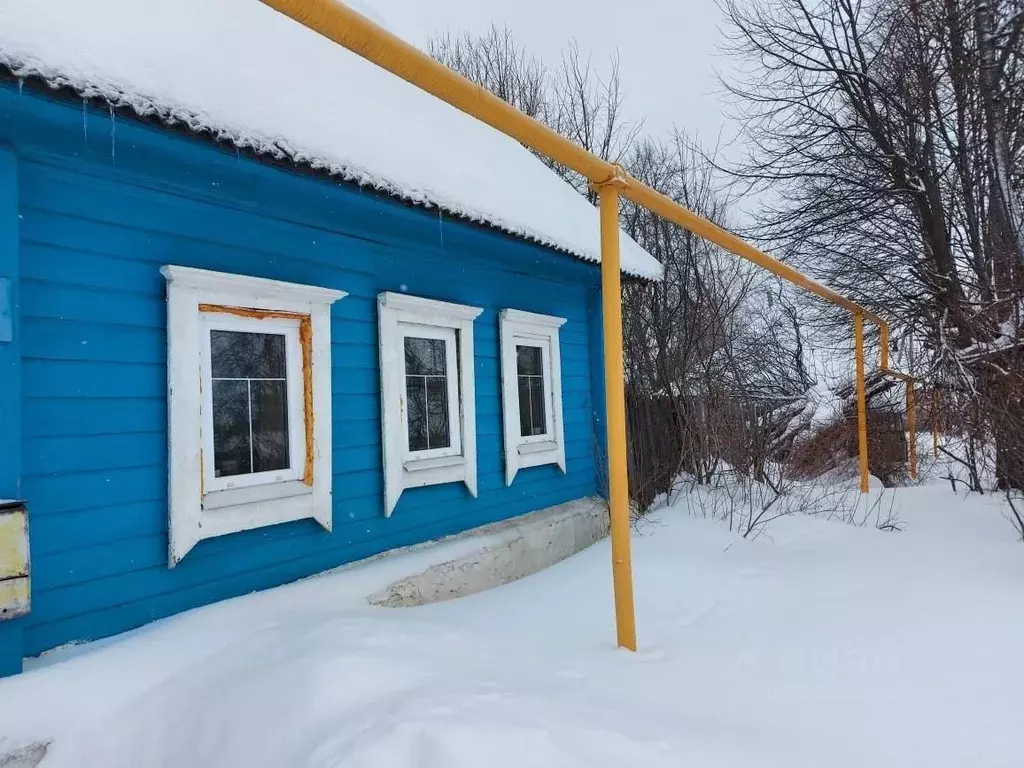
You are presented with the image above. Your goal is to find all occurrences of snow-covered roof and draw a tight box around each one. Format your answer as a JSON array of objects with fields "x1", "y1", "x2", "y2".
[{"x1": 0, "y1": 0, "x2": 663, "y2": 280}]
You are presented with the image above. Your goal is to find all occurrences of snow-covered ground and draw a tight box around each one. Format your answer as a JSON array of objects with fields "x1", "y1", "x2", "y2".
[{"x1": 1, "y1": 469, "x2": 1023, "y2": 767}]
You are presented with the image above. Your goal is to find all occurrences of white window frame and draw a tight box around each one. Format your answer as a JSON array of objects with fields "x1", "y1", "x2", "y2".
[
  {"x1": 162, "y1": 265, "x2": 347, "y2": 566},
  {"x1": 399, "y1": 324, "x2": 462, "y2": 461},
  {"x1": 199, "y1": 313, "x2": 305, "y2": 492},
  {"x1": 499, "y1": 309, "x2": 567, "y2": 485},
  {"x1": 513, "y1": 340, "x2": 556, "y2": 445},
  {"x1": 378, "y1": 292, "x2": 482, "y2": 517}
]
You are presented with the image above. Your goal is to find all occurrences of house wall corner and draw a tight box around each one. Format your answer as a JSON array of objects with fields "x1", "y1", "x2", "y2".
[
  {"x1": 586, "y1": 287, "x2": 609, "y2": 498},
  {"x1": 0, "y1": 144, "x2": 25, "y2": 677}
]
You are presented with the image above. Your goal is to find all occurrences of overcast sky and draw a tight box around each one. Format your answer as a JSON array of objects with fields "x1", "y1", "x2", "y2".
[{"x1": 372, "y1": 0, "x2": 736, "y2": 148}]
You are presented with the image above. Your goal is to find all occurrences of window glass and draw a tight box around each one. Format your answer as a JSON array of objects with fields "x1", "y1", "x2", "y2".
[
  {"x1": 212, "y1": 379, "x2": 251, "y2": 476},
  {"x1": 211, "y1": 330, "x2": 286, "y2": 378},
  {"x1": 516, "y1": 345, "x2": 546, "y2": 436},
  {"x1": 250, "y1": 380, "x2": 289, "y2": 471},
  {"x1": 210, "y1": 330, "x2": 290, "y2": 477},
  {"x1": 405, "y1": 337, "x2": 451, "y2": 451}
]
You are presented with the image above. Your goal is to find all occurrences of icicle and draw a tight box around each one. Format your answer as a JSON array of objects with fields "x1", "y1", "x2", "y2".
[
  {"x1": 17, "y1": 78, "x2": 23, "y2": 95},
  {"x1": 82, "y1": 99, "x2": 88, "y2": 143},
  {"x1": 438, "y1": 209, "x2": 444, "y2": 247},
  {"x1": 109, "y1": 105, "x2": 116, "y2": 163}
]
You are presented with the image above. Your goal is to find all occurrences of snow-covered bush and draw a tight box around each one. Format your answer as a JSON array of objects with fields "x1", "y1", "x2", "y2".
[{"x1": 664, "y1": 462, "x2": 902, "y2": 539}]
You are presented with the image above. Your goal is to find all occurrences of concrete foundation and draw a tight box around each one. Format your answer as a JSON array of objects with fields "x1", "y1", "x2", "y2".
[{"x1": 368, "y1": 496, "x2": 609, "y2": 607}]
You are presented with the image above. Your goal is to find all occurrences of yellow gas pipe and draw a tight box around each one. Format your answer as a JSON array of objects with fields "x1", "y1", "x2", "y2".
[
  {"x1": 257, "y1": 0, "x2": 913, "y2": 648},
  {"x1": 907, "y1": 379, "x2": 917, "y2": 479},
  {"x1": 597, "y1": 175, "x2": 637, "y2": 651},
  {"x1": 854, "y1": 314, "x2": 870, "y2": 493}
]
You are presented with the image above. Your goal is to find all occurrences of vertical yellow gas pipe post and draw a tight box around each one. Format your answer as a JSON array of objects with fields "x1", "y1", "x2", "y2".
[
  {"x1": 879, "y1": 322, "x2": 890, "y2": 371},
  {"x1": 906, "y1": 380, "x2": 917, "y2": 480},
  {"x1": 854, "y1": 313, "x2": 870, "y2": 493},
  {"x1": 597, "y1": 175, "x2": 637, "y2": 652}
]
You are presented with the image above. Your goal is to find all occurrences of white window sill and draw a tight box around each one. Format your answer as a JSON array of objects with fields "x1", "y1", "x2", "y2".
[
  {"x1": 518, "y1": 440, "x2": 559, "y2": 456},
  {"x1": 202, "y1": 480, "x2": 313, "y2": 510},
  {"x1": 401, "y1": 455, "x2": 469, "y2": 491},
  {"x1": 403, "y1": 454, "x2": 466, "y2": 472},
  {"x1": 516, "y1": 442, "x2": 562, "y2": 472},
  {"x1": 198, "y1": 492, "x2": 322, "y2": 541}
]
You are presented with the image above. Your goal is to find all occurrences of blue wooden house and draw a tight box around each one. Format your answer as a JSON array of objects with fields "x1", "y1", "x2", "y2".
[{"x1": 0, "y1": 0, "x2": 660, "y2": 676}]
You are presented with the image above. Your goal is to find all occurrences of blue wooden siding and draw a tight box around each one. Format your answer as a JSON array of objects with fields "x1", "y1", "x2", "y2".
[
  {"x1": 0, "y1": 141, "x2": 25, "y2": 675},
  {"x1": 0, "y1": 84, "x2": 605, "y2": 659}
]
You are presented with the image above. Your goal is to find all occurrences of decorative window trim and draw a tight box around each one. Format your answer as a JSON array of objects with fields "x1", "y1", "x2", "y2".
[
  {"x1": 499, "y1": 309, "x2": 567, "y2": 485},
  {"x1": 378, "y1": 292, "x2": 482, "y2": 516},
  {"x1": 162, "y1": 265, "x2": 346, "y2": 566}
]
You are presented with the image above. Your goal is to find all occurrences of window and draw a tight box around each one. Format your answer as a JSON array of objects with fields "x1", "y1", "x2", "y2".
[
  {"x1": 516, "y1": 345, "x2": 548, "y2": 437},
  {"x1": 202, "y1": 317, "x2": 303, "y2": 489},
  {"x1": 403, "y1": 331, "x2": 459, "y2": 456},
  {"x1": 162, "y1": 266, "x2": 346, "y2": 566},
  {"x1": 378, "y1": 292, "x2": 482, "y2": 516},
  {"x1": 499, "y1": 309, "x2": 567, "y2": 485}
]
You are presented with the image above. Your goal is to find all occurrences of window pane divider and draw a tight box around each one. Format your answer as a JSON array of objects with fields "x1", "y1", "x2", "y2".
[
  {"x1": 211, "y1": 377, "x2": 287, "y2": 382},
  {"x1": 246, "y1": 378, "x2": 254, "y2": 476}
]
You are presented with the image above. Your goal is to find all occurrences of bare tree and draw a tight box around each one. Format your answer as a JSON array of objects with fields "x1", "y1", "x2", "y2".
[
  {"x1": 548, "y1": 44, "x2": 642, "y2": 199},
  {"x1": 428, "y1": 26, "x2": 548, "y2": 119},
  {"x1": 621, "y1": 133, "x2": 811, "y2": 502},
  {"x1": 975, "y1": 0, "x2": 1024, "y2": 273},
  {"x1": 720, "y1": 0, "x2": 1024, "y2": 497},
  {"x1": 430, "y1": 26, "x2": 639, "y2": 198}
]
